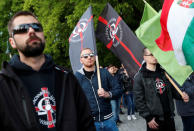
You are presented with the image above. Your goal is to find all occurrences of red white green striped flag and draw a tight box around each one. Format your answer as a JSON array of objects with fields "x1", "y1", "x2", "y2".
[
  {"x1": 156, "y1": 0, "x2": 194, "y2": 70},
  {"x1": 135, "y1": 0, "x2": 193, "y2": 85}
]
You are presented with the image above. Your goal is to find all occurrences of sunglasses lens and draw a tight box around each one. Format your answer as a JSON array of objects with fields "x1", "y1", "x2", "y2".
[
  {"x1": 12, "y1": 23, "x2": 43, "y2": 36},
  {"x1": 89, "y1": 53, "x2": 95, "y2": 57},
  {"x1": 31, "y1": 23, "x2": 43, "y2": 32},
  {"x1": 144, "y1": 53, "x2": 153, "y2": 56},
  {"x1": 83, "y1": 56, "x2": 88, "y2": 59},
  {"x1": 13, "y1": 25, "x2": 28, "y2": 34},
  {"x1": 81, "y1": 53, "x2": 95, "y2": 59},
  {"x1": 82, "y1": 54, "x2": 89, "y2": 59}
]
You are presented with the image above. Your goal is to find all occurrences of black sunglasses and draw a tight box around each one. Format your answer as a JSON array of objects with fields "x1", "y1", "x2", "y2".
[
  {"x1": 81, "y1": 53, "x2": 95, "y2": 59},
  {"x1": 12, "y1": 23, "x2": 43, "y2": 36}
]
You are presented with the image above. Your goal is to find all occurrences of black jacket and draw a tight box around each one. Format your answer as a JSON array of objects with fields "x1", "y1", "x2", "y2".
[
  {"x1": 176, "y1": 73, "x2": 194, "y2": 116},
  {"x1": 121, "y1": 73, "x2": 133, "y2": 92},
  {"x1": 75, "y1": 68, "x2": 123, "y2": 121},
  {"x1": 133, "y1": 63, "x2": 181, "y2": 122},
  {"x1": 0, "y1": 61, "x2": 95, "y2": 131}
]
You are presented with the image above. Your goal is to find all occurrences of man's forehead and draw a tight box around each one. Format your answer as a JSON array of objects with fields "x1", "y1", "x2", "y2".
[
  {"x1": 81, "y1": 49, "x2": 93, "y2": 55},
  {"x1": 145, "y1": 48, "x2": 151, "y2": 54},
  {"x1": 13, "y1": 15, "x2": 39, "y2": 27}
]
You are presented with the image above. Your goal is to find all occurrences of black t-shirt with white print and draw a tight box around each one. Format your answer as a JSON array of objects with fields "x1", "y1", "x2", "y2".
[{"x1": 10, "y1": 55, "x2": 56, "y2": 131}]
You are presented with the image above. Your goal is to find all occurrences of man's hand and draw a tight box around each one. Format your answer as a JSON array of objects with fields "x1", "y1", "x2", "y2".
[
  {"x1": 182, "y1": 92, "x2": 189, "y2": 103},
  {"x1": 148, "y1": 118, "x2": 159, "y2": 130},
  {"x1": 124, "y1": 69, "x2": 128, "y2": 76},
  {"x1": 98, "y1": 88, "x2": 110, "y2": 98}
]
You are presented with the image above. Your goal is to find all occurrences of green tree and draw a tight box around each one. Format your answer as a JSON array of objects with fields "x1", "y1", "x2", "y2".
[{"x1": 0, "y1": 0, "x2": 162, "y2": 69}]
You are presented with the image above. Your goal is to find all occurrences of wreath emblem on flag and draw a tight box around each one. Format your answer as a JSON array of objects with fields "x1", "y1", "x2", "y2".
[
  {"x1": 70, "y1": 18, "x2": 88, "y2": 42},
  {"x1": 105, "y1": 18, "x2": 123, "y2": 48},
  {"x1": 178, "y1": 0, "x2": 194, "y2": 8}
]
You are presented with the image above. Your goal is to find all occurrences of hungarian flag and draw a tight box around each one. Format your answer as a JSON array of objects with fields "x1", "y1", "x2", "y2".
[
  {"x1": 135, "y1": 0, "x2": 192, "y2": 85},
  {"x1": 96, "y1": 3, "x2": 144, "y2": 77},
  {"x1": 155, "y1": 0, "x2": 194, "y2": 70},
  {"x1": 69, "y1": 6, "x2": 97, "y2": 73}
]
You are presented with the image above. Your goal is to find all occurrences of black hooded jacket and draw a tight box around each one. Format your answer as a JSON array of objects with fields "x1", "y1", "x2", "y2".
[
  {"x1": 133, "y1": 63, "x2": 182, "y2": 122},
  {"x1": 0, "y1": 55, "x2": 95, "y2": 131}
]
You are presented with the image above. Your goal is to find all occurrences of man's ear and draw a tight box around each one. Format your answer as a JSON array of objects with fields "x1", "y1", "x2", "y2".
[{"x1": 9, "y1": 37, "x2": 17, "y2": 49}]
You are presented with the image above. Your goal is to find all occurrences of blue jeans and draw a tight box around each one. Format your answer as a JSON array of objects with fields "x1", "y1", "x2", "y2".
[
  {"x1": 94, "y1": 117, "x2": 118, "y2": 131},
  {"x1": 181, "y1": 116, "x2": 194, "y2": 131},
  {"x1": 125, "y1": 92, "x2": 135, "y2": 115},
  {"x1": 111, "y1": 98, "x2": 121, "y2": 122},
  {"x1": 122, "y1": 94, "x2": 127, "y2": 108}
]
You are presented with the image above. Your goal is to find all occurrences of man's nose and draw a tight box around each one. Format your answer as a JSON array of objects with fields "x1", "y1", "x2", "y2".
[{"x1": 28, "y1": 27, "x2": 35, "y2": 33}]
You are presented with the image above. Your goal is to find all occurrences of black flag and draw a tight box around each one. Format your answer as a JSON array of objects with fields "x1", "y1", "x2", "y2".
[
  {"x1": 96, "y1": 3, "x2": 144, "y2": 77},
  {"x1": 69, "y1": 6, "x2": 97, "y2": 73}
]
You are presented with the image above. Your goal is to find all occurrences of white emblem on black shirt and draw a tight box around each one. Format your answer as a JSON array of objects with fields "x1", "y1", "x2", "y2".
[
  {"x1": 33, "y1": 87, "x2": 56, "y2": 128},
  {"x1": 155, "y1": 78, "x2": 166, "y2": 94}
]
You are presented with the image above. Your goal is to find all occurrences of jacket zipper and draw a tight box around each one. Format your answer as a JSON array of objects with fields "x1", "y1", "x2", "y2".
[
  {"x1": 22, "y1": 95, "x2": 31, "y2": 126},
  {"x1": 86, "y1": 75, "x2": 101, "y2": 121}
]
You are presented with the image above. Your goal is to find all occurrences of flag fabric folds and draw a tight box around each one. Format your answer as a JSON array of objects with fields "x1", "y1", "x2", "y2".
[
  {"x1": 96, "y1": 3, "x2": 144, "y2": 77},
  {"x1": 155, "y1": 0, "x2": 194, "y2": 70},
  {"x1": 69, "y1": 6, "x2": 97, "y2": 73},
  {"x1": 135, "y1": 0, "x2": 192, "y2": 85},
  {"x1": 140, "y1": 0, "x2": 158, "y2": 25}
]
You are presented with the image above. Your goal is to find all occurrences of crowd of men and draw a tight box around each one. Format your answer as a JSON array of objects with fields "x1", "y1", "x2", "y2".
[{"x1": 0, "y1": 11, "x2": 193, "y2": 131}]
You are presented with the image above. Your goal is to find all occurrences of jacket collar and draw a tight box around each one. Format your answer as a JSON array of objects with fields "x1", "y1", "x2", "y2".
[
  {"x1": 77, "y1": 66, "x2": 96, "y2": 75},
  {"x1": 140, "y1": 63, "x2": 164, "y2": 78}
]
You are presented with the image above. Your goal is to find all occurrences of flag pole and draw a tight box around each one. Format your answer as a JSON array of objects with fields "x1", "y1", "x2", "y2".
[
  {"x1": 164, "y1": 72, "x2": 184, "y2": 97},
  {"x1": 95, "y1": 55, "x2": 102, "y2": 89}
]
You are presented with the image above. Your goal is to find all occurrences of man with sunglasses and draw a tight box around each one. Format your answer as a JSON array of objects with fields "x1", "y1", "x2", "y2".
[
  {"x1": 0, "y1": 11, "x2": 95, "y2": 131},
  {"x1": 133, "y1": 48, "x2": 189, "y2": 131},
  {"x1": 75, "y1": 48, "x2": 123, "y2": 131}
]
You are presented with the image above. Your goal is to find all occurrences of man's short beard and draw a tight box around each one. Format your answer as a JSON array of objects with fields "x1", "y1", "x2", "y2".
[
  {"x1": 86, "y1": 65, "x2": 94, "y2": 68},
  {"x1": 19, "y1": 42, "x2": 45, "y2": 57},
  {"x1": 15, "y1": 35, "x2": 45, "y2": 57}
]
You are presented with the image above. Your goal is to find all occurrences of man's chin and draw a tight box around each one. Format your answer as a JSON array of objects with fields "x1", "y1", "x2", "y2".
[
  {"x1": 22, "y1": 51, "x2": 44, "y2": 57},
  {"x1": 20, "y1": 46, "x2": 45, "y2": 57},
  {"x1": 29, "y1": 40, "x2": 40, "y2": 44},
  {"x1": 86, "y1": 64, "x2": 95, "y2": 68}
]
